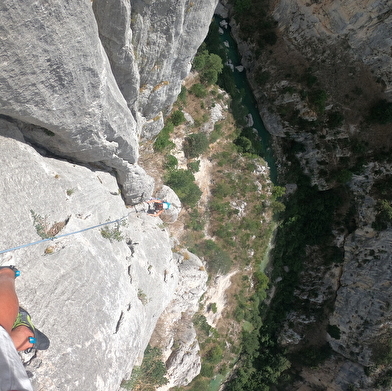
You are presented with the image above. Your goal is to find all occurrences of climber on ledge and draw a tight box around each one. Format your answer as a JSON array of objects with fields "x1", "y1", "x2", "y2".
[
  {"x1": 0, "y1": 265, "x2": 50, "y2": 391},
  {"x1": 146, "y1": 199, "x2": 171, "y2": 217}
]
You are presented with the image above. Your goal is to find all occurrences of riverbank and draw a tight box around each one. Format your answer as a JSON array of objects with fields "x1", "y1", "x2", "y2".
[{"x1": 138, "y1": 67, "x2": 278, "y2": 390}]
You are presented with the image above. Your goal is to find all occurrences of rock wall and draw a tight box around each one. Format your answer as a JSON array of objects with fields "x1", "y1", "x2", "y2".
[
  {"x1": 0, "y1": 117, "x2": 205, "y2": 390},
  {"x1": 216, "y1": 0, "x2": 392, "y2": 388},
  {"x1": 0, "y1": 0, "x2": 218, "y2": 203},
  {"x1": 0, "y1": 0, "x2": 218, "y2": 389},
  {"x1": 93, "y1": 0, "x2": 219, "y2": 139},
  {"x1": 273, "y1": 0, "x2": 392, "y2": 96}
]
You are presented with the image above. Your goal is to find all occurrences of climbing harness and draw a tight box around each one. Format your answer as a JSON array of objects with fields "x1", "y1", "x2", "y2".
[{"x1": 0, "y1": 215, "x2": 129, "y2": 255}]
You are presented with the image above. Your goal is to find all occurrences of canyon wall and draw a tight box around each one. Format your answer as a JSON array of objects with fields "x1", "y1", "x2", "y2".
[
  {"x1": 217, "y1": 0, "x2": 392, "y2": 389},
  {"x1": 273, "y1": 0, "x2": 392, "y2": 97}
]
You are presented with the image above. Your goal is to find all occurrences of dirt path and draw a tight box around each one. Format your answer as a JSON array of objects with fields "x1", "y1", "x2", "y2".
[{"x1": 203, "y1": 270, "x2": 238, "y2": 328}]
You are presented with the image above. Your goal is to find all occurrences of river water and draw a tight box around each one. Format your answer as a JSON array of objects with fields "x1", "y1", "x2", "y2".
[{"x1": 214, "y1": 16, "x2": 277, "y2": 183}]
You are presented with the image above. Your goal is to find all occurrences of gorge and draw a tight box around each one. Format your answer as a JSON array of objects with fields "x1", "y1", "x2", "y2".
[{"x1": 0, "y1": 0, "x2": 392, "y2": 390}]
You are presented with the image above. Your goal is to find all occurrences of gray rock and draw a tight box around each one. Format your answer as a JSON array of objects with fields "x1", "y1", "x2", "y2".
[
  {"x1": 329, "y1": 228, "x2": 392, "y2": 366},
  {"x1": 0, "y1": 1, "x2": 154, "y2": 204},
  {"x1": 93, "y1": 0, "x2": 219, "y2": 138},
  {"x1": 156, "y1": 185, "x2": 182, "y2": 223},
  {"x1": 0, "y1": 0, "x2": 221, "y2": 388},
  {"x1": 152, "y1": 250, "x2": 208, "y2": 390},
  {"x1": 0, "y1": 119, "x2": 178, "y2": 390},
  {"x1": 273, "y1": 0, "x2": 392, "y2": 96}
]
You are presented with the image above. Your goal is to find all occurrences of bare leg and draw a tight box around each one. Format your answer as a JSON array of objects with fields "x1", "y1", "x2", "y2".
[
  {"x1": 0, "y1": 268, "x2": 33, "y2": 351},
  {"x1": 0, "y1": 268, "x2": 19, "y2": 333}
]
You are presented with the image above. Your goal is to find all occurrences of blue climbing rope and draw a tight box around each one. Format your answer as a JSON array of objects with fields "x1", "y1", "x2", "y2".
[{"x1": 0, "y1": 215, "x2": 129, "y2": 255}]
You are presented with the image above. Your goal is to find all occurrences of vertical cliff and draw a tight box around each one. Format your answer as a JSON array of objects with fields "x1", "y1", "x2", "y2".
[
  {"x1": 0, "y1": 0, "x2": 217, "y2": 204},
  {"x1": 0, "y1": 0, "x2": 217, "y2": 390},
  {"x1": 217, "y1": 0, "x2": 392, "y2": 389},
  {"x1": 273, "y1": 0, "x2": 392, "y2": 97},
  {"x1": 93, "y1": 0, "x2": 218, "y2": 139}
]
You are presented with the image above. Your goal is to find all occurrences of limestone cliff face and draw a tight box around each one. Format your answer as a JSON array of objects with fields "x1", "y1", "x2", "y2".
[
  {"x1": 273, "y1": 0, "x2": 392, "y2": 96},
  {"x1": 93, "y1": 0, "x2": 218, "y2": 139},
  {"x1": 0, "y1": 0, "x2": 217, "y2": 203},
  {"x1": 0, "y1": 117, "x2": 207, "y2": 390},
  {"x1": 216, "y1": 0, "x2": 392, "y2": 388},
  {"x1": 0, "y1": 0, "x2": 216, "y2": 389}
]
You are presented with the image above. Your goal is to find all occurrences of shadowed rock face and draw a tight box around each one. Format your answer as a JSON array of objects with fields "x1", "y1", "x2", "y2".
[
  {"x1": 273, "y1": 0, "x2": 392, "y2": 96},
  {"x1": 0, "y1": 0, "x2": 149, "y2": 204}
]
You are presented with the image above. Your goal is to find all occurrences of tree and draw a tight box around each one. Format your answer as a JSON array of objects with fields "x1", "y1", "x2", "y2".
[
  {"x1": 121, "y1": 345, "x2": 168, "y2": 391},
  {"x1": 192, "y1": 50, "x2": 223, "y2": 85},
  {"x1": 235, "y1": 136, "x2": 253, "y2": 153},
  {"x1": 272, "y1": 185, "x2": 286, "y2": 199},
  {"x1": 164, "y1": 169, "x2": 202, "y2": 207},
  {"x1": 171, "y1": 110, "x2": 185, "y2": 126},
  {"x1": 234, "y1": 0, "x2": 252, "y2": 14},
  {"x1": 328, "y1": 111, "x2": 344, "y2": 128},
  {"x1": 164, "y1": 155, "x2": 178, "y2": 170},
  {"x1": 189, "y1": 83, "x2": 207, "y2": 98},
  {"x1": 153, "y1": 121, "x2": 174, "y2": 152},
  {"x1": 261, "y1": 31, "x2": 278, "y2": 46}
]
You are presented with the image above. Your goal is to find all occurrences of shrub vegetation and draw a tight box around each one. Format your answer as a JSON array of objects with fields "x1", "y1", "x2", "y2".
[
  {"x1": 121, "y1": 345, "x2": 167, "y2": 391},
  {"x1": 164, "y1": 169, "x2": 202, "y2": 207},
  {"x1": 183, "y1": 133, "x2": 209, "y2": 158}
]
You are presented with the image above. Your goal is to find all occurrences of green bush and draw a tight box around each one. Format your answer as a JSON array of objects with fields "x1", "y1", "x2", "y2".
[
  {"x1": 184, "y1": 133, "x2": 209, "y2": 158},
  {"x1": 271, "y1": 200, "x2": 286, "y2": 214},
  {"x1": 193, "y1": 313, "x2": 212, "y2": 335},
  {"x1": 327, "y1": 111, "x2": 344, "y2": 128},
  {"x1": 261, "y1": 31, "x2": 277, "y2": 45},
  {"x1": 200, "y1": 363, "x2": 214, "y2": 377},
  {"x1": 327, "y1": 324, "x2": 341, "y2": 339},
  {"x1": 309, "y1": 89, "x2": 327, "y2": 113},
  {"x1": 193, "y1": 46, "x2": 223, "y2": 85},
  {"x1": 164, "y1": 155, "x2": 178, "y2": 170},
  {"x1": 373, "y1": 199, "x2": 392, "y2": 231},
  {"x1": 335, "y1": 168, "x2": 353, "y2": 184},
  {"x1": 186, "y1": 209, "x2": 205, "y2": 231},
  {"x1": 231, "y1": 97, "x2": 248, "y2": 126},
  {"x1": 153, "y1": 122, "x2": 175, "y2": 152},
  {"x1": 164, "y1": 169, "x2": 202, "y2": 207},
  {"x1": 234, "y1": 136, "x2": 253, "y2": 153},
  {"x1": 187, "y1": 160, "x2": 200, "y2": 173},
  {"x1": 121, "y1": 344, "x2": 167, "y2": 391},
  {"x1": 212, "y1": 181, "x2": 232, "y2": 199},
  {"x1": 178, "y1": 85, "x2": 187, "y2": 105},
  {"x1": 209, "y1": 123, "x2": 223, "y2": 143},
  {"x1": 196, "y1": 239, "x2": 232, "y2": 274},
  {"x1": 205, "y1": 345, "x2": 223, "y2": 365},
  {"x1": 304, "y1": 67, "x2": 318, "y2": 88},
  {"x1": 190, "y1": 83, "x2": 207, "y2": 98},
  {"x1": 171, "y1": 110, "x2": 186, "y2": 126},
  {"x1": 234, "y1": 0, "x2": 252, "y2": 14},
  {"x1": 293, "y1": 343, "x2": 332, "y2": 368},
  {"x1": 255, "y1": 69, "x2": 271, "y2": 85}
]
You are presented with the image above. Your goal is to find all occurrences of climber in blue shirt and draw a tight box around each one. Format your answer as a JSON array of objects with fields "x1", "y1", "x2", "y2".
[{"x1": 146, "y1": 199, "x2": 171, "y2": 217}]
